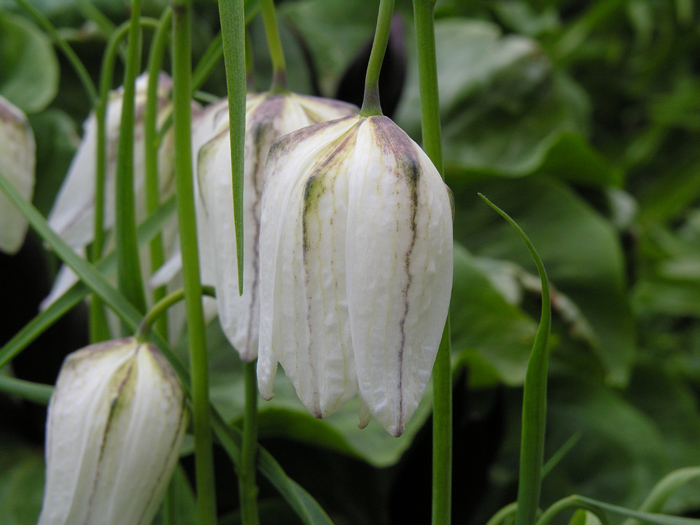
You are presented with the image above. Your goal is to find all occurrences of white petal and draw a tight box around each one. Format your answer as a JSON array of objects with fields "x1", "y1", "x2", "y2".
[
  {"x1": 198, "y1": 94, "x2": 357, "y2": 361},
  {"x1": 47, "y1": 73, "x2": 174, "y2": 249},
  {"x1": 0, "y1": 95, "x2": 35, "y2": 254},
  {"x1": 258, "y1": 116, "x2": 360, "y2": 417},
  {"x1": 346, "y1": 116, "x2": 453, "y2": 437}
]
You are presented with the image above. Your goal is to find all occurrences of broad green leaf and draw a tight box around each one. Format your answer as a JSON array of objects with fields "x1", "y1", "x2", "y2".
[
  {"x1": 455, "y1": 176, "x2": 635, "y2": 385},
  {"x1": 396, "y1": 19, "x2": 618, "y2": 186},
  {"x1": 542, "y1": 373, "x2": 667, "y2": 509},
  {"x1": 0, "y1": 432, "x2": 44, "y2": 525},
  {"x1": 569, "y1": 509, "x2": 604, "y2": 525},
  {"x1": 28, "y1": 109, "x2": 79, "y2": 217},
  {"x1": 0, "y1": 12, "x2": 59, "y2": 113},
  {"x1": 196, "y1": 320, "x2": 432, "y2": 468},
  {"x1": 152, "y1": 466, "x2": 198, "y2": 525},
  {"x1": 450, "y1": 243, "x2": 537, "y2": 387},
  {"x1": 280, "y1": 0, "x2": 378, "y2": 95}
]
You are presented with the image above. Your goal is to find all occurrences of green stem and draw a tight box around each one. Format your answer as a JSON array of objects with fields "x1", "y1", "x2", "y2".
[
  {"x1": 171, "y1": 2, "x2": 218, "y2": 523},
  {"x1": 412, "y1": 2, "x2": 451, "y2": 524},
  {"x1": 478, "y1": 194, "x2": 551, "y2": 525},
  {"x1": 239, "y1": 362, "x2": 260, "y2": 525},
  {"x1": 136, "y1": 286, "x2": 215, "y2": 341},
  {"x1": 536, "y1": 496, "x2": 611, "y2": 525},
  {"x1": 218, "y1": 0, "x2": 247, "y2": 295},
  {"x1": 89, "y1": 20, "x2": 132, "y2": 343},
  {"x1": 144, "y1": 7, "x2": 173, "y2": 338},
  {"x1": 115, "y1": 0, "x2": 147, "y2": 333},
  {"x1": 14, "y1": 0, "x2": 98, "y2": 102},
  {"x1": 259, "y1": 0, "x2": 288, "y2": 92},
  {"x1": 485, "y1": 503, "x2": 518, "y2": 525},
  {"x1": 360, "y1": 0, "x2": 395, "y2": 117}
]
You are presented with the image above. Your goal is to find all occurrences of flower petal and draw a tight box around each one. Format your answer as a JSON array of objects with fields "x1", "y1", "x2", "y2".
[
  {"x1": 258, "y1": 116, "x2": 360, "y2": 416},
  {"x1": 0, "y1": 94, "x2": 35, "y2": 254},
  {"x1": 346, "y1": 116, "x2": 453, "y2": 437}
]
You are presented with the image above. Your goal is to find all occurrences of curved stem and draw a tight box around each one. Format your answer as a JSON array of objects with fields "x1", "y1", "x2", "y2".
[
  {"x1": 14, "y1": 0, "x2": 98, "y2": 102},
  {"x1": 136, "y1": 286, "x2": 215, "y2": 340},
  {"x1": 536, "y1": 496, "x2": 611, "y2": 525},
  {"x1": 412, "y1": 2, "x2": 451, "y2": 524},
  {"x1": 171, "y1": 2, "x2": 218, "y2": 523},
  {"x1": 485, "y1": 503, "x2": 518, "y2": 525},
  {"x1": 360, "y1": 0, "x2": 395, "y2": 117},
  {"x1": 259, "y1": 0, "x2": 288, "y2": 92},
  {"x1": 144, "y1": 7, "x2": 173, "y2": 338}
]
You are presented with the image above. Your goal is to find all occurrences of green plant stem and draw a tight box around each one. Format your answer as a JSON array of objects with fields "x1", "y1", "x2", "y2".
[
  {"x1": 144, "y1": 7, "x2": 173, "y2": 338},
  {"x1": 90, "y1": 20, "x2": 132, "y2": 343},
  {"x1": 485, "y1": 503, "x2": 518, "y2": 525},
  {"x1": 240, "y1": 361, "x2": 260, "y2": 525},
  {"x1": 171, "y1": 2, "x2": 218, "y2": 523},
  {"x1": 478, "y1": 194, "x2": 551, "y2": 525},
  {"x1": 218, "y1": 0, "x2": 246, "y2": 295},
  {"x1": 360, "y1": 0, "x2": 395, "y2": 117},
  {"x1": 115, "y1": 0, "x2": 147, "y2": 332},
  {"x1": 136, "y1": 286, "x2": 216, "y2": 340},
  {"x1": 259, "y1": 0, "x2": 288, "y2": 92},
  {"x1": 14, "y1": 0, "x2": 98, "y2": 102},
  {"x1": 536, "y1": 496, "x2": 610, "y2": 525},
  {"x1": 412, "y1": 2, "x2": 451, "y2": 524},
  {"x1": 91, "y1": 17, "x2": 158, "y2": 343}
]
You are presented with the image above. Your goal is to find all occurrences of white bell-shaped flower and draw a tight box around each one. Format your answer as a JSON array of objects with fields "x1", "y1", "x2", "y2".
[
  {"x1": 196, "y1": 92, "x2": 357, "y2": 361},
  {"x1": 258, "y1": 115, "x2": 453, "y2": 437},
  {"x1": 0, "y1": 94, "x2": 35, "y2": 254},
  {"x1": 38, "y1": 337, "x2": 188, "y2": 525}
]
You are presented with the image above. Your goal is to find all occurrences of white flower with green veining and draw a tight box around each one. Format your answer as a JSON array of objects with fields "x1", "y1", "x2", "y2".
[
  {"x1": 196, "y1": 92, "x2": 357, "y2": 361},
  {"x1": 258, "y1": 114, "x2": 453, "y2": 437},
  {"x1": 0, "y1": 94, "x2": 35, "y2": 254},
  {"x1": 38, "y1": 337, "x2": 187, "y2": 525}
]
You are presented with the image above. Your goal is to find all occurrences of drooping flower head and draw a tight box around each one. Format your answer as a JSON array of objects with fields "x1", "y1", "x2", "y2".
[
  {"x1": 38, "y1": 338, "x2": 188, "y2": 525},
  {"x1": 258, "y1": 114, "x2": 453, "y2": 437},
  {"x1": 0, "y1": 94, "x2": 35, "y2": 254},
  {"x1": 196, "y1": 92, "x2": 358, "y2": 361}
]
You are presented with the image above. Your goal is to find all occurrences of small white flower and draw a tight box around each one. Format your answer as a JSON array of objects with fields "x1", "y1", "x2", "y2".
[
  {"x1": 258, "y1": 115, "x2": 453, "y2": 437},
  {"x1": 0, "y1": 94, "x2": 35, "y2": 254},
  {"x1": 38, "y1": 337, "x2": 188, "y2": 525},
  {"x1": 196, "y1": 92, "x2": 357, "y2": 361}
]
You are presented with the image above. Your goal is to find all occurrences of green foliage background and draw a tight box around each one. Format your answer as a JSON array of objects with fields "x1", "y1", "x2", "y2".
[{"x1": 1, "y1": 0, "x2": 700, "y2": 523}]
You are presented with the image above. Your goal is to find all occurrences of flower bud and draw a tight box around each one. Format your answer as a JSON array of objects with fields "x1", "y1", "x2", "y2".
[
  {"x1": 38, "y1": 338, "x2": 188, "y2": 525},
  {"x1": 196, "y1": 92, "x2": 357, "y2": 361},
  {"x1": 0, "y1": 94, "x2": 35, "y2": 254},
  {"x1": 258, "y1": 115, "x2": 453, "y2": 437}
]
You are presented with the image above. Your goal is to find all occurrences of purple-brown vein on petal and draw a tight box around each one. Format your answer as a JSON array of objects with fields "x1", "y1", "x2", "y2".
[
  {"x1": 372, "y1": 117, "x2": 420, "y2": 436},
  {"x1": 300, "y1": 123, "x2": 359, "y2": 417}
]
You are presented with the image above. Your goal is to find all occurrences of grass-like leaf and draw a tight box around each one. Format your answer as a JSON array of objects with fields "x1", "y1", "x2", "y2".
[{"x1": 479, "y1": 193, "x2": 551, "y2": 525}]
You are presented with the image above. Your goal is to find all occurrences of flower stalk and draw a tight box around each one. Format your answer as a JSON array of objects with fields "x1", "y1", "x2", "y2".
[
  {"x1": 259, "y1": 0, "x2": 288, "y2": 93},
  {"x1": 360, "y1": 0, "x2": 395, "y2": 117},
  {"x1": 412, "y1": 1, "x2": 452, "y2": 523},
  {"x1": 171, "y1": 1, "x2": 218, "y2": 523},
  {"x1": 144, "y1": 8, "x2": 174, "y2": 338}
]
